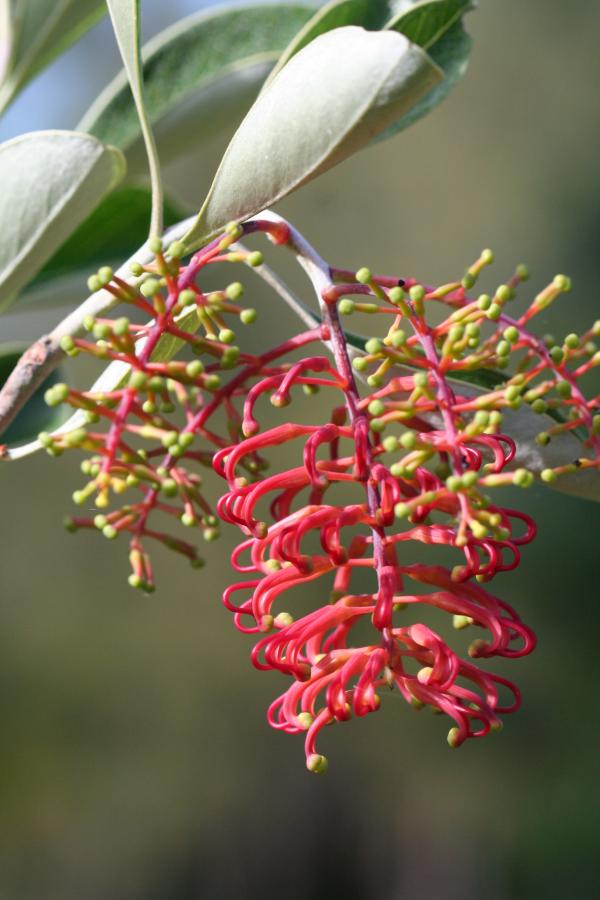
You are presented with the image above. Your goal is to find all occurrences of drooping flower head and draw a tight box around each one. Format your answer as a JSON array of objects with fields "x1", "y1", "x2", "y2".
[{"x1": 43, "y1": 213, "x2": 600, "y2": 771}]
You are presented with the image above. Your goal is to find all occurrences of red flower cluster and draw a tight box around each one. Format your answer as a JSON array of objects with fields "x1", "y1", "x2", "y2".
[{"x1": 44, "y1": 214, "x2": 600, "y2": 770}]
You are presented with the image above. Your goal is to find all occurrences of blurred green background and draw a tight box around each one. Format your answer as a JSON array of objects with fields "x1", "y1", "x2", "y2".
[{"x1": 1, "y1": 1, "x2": 600, "y2": 898}]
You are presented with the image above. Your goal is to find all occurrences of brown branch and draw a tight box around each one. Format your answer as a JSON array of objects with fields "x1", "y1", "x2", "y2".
[{"x1": 0, "y1": 336, "x2": 63, "y2": 437}]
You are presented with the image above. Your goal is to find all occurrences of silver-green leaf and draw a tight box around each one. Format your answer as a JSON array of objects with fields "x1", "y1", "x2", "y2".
[
  {"x1": 0, "y1": 0, "x2": 105, "y2": 114},
  {"x1": 382, "y1": 0, "x2": 474, "y2": 137},
  {"x1": 79, "y1": 3, "x2": 316, "y2": 174},
  {"x1": 0, "y1": 130, "x2": 125, "y2": 312},
  {"x1": 183, "y1": 26, "x2": 443, "y2": 250},
  {"x1": 264, "y1": 0, "x2": 399, "y2": 87}
]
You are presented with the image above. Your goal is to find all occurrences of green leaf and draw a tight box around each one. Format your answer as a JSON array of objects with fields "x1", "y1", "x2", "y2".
[
  {"x1": 79, "y1": 4, "x2": 317, "y2": 170},
  {"x1": 266, "y1": 0, "x2": 473, "y2": 139},
  {"x1": 31, "y1": 186, "x2": 187, "y2": 291},
  {"x1": 0, "y1": 0, "x2": 105, "y2": 114},
  {"x1": 0, "y1": 130, "x2": 126, "y2": 313},
  {"x1": 0, "y1": 343, "x2": 67, "y2": 445},
  {"x1": 184, "y1": 26, "x2": 443, "y2": 250},
  {"x1": 265, "y1": 0, "x2": 399, "y2": 86},
  {"x1": 381, "y1": 0, "x2": 473, "y2": 136},
  {"x1": 105, "y1": 0, "x2": 162, "y2": 236}
]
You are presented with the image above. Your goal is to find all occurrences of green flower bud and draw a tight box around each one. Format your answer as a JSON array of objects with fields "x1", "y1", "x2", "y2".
[
  {"x1": 553, "y1": 274, "x2": 571, "y2": 292},
  {"x1": 140, "y1": 278, "x2": 160, "y2": 298},
  {"x1": 129, "y1": 371, "x2": 147, "y2": 390},
  {"x1": 338, "y1": 299, "x2": 355, "y2": 315},
  {"x1": 389, "y1": 286, "x2": 405, "y2": 304},
  {"x1": 564, "y1": 333, "x2": 579, "y2": 350},
  {"x1": 177, "y1": 433, "x2": 193, "y2": 451},
  {"x1": 391, "y1": 329, "x2": 406, "y2": 348},
  {"x1": 181, "y1": 513, "x2": 196, "y2": 528},
  {"x1": 368, "y1": 399, "x2": 385, "y2": 416},
  {"x1": 513, "y1": 468, "x2": 533, "y2": 487},
  {"x1": 306, "y1": 753, "x2": 328, "y2": 774},
  {"x1": 447, "y1": 727, "x2": 461, "y2": 748},
  {"x1": 409, "y1": 285, "x2": 425, "y2": 302},
  {"x1": 495, "y1": 285, "x2": 511, "y2": 302},
  {"x1": 221, "y1": 346, "x2": 240, "y2": 368},
  {"x1": 186, "y1": 360, "x2": 204, "y2": 378},
  {"x1": 352, "y1": 357, "x2": 368, "y2": 372},
  {"x1": 178, "y1": 288, "x2": 196, "y2": 308},
  {"x1": 225, "y1": 281, "x2": 244, "y2": 301},
  {"x1": 161, "y1": 478, "x2": 178, "y2": 497},
  {"x1": 45, "y1": 383, "x2": 69, "y2": 406},
  {"x1": 98, "y1": 266, "x2": 113, "y2": 286},
  {"x1": 218, "y1": 328, "x2": 235, "y2": 345},
  {"x1": 247, "y1": 250, "x2": 263, "y2": 267},
  {"x1": 113, "y1": 316, "x2": 130, "y2": 336},
  {"x1": 87, "y1": 274, "x2": 103, "y2": 293},
  {"x1": 240, "y1": 308, "x2": 257, "y2": 325},
  {"x1": 365, "y1": 338, "x2": 382, "y2": 355},
  {"x1": 168, "y1": 240, "x2": 185, "y2": 259}
]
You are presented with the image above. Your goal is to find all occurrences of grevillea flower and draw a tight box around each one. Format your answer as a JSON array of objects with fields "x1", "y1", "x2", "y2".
[{"x1": 43, "y1": 213, "x2": 600, "y2": 771}]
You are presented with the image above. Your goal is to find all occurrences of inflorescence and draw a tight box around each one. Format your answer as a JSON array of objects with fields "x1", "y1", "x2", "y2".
[{"x1": 43, "y1": 214, "x2": 600, "y2": 770}]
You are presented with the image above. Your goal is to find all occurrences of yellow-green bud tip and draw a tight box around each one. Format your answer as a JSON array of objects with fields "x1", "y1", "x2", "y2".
[{"x1": 306, "y1": 753, "x2": 328, "y2": 774}]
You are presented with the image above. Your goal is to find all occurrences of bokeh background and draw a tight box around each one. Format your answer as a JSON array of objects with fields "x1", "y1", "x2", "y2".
[{"x1": 1, "y1": 1, "x2": 599, "y2": 898}]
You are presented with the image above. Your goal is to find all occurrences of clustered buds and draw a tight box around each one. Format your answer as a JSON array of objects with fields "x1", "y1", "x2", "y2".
[
  {"x1": 46, "y1": 225, "x2": 263, "y2": 591},
  {"x1": 43, "y1": 215, "x2": 599, "y2": 771}
]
